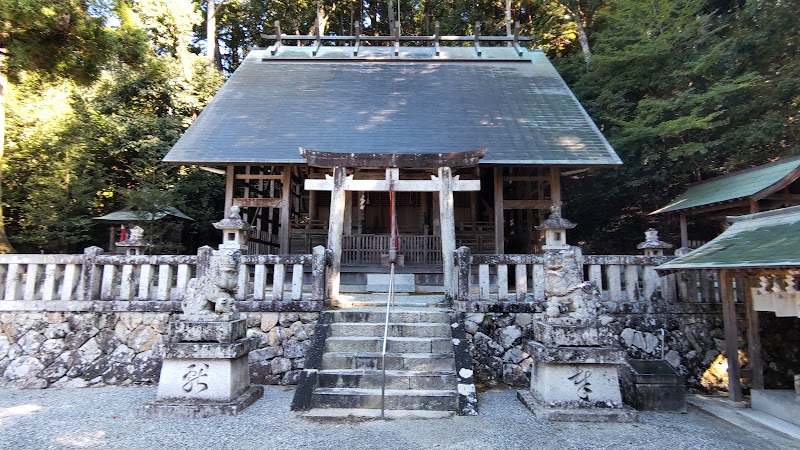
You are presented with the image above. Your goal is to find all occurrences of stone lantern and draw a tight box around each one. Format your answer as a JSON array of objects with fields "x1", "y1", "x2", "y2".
[
  {"x1": 213, "y1": 206, "x2": 252, "y2": 251},
  {"x1": 637, "y1": 228, "x2": 672, "y2": 256},
  {"x1": 115, "y1": 225, "x2": 149, "y2": 256},
  {"x1": 535, "y1": 205, "x2": 577, "y2": 251}
]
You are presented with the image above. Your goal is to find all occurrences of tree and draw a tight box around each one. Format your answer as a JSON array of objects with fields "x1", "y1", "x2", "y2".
[
  {"x1": 558, "y1": 0, "x2": 800, "y2": 252},
  {"x1": 0, "y1": 0, "x2": 115, "y2": 253}
]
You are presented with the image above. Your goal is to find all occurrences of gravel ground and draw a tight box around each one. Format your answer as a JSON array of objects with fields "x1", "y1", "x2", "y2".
[{"x1": 0, "y1": 386, "x2": 797, "y2": 450}]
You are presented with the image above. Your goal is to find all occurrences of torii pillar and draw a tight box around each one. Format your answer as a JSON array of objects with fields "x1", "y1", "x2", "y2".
[{"x1": 301, "y1": 148, "x2": 486, "y2": 301}]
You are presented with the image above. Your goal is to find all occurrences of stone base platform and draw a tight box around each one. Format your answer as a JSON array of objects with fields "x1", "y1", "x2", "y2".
[
  {"x1": 141, "y1": 385, "x2": 264, "y2": 418},
  {"x1": 517, "y1": 390, "x2": 639, "y2": 423}
]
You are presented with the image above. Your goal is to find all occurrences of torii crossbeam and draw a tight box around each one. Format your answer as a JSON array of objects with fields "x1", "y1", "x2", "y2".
[{"x1": 300, "y1": 148, "x2": 486, "y2": 300}]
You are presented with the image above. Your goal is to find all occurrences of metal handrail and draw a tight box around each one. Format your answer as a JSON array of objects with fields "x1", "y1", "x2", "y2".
[
  {"x1": 380, "y1": 183, "x2": 399, "y2": 420},
  {"x1": 380, "y1": 260, "x2": 396, "y2": 420}
]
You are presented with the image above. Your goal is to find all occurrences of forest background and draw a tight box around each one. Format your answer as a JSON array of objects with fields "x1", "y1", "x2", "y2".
[{"x1": 1, "y1": 0, "x2": 798, "y2": 254}]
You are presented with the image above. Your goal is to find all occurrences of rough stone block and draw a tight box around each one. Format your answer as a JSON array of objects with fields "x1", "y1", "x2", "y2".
[
  {"x1": 619, "y1": 360, "x2": 686, "y2": 413},
  {"x1": 517, "y1": 390, "x2": 639, "y2": 423},
  {"x1": 530, "y1": 360, "x2": 623, "y2": 407},
  {"x1": 143, "y1": 385, "x2": 263, "y2": 418},
  {"x1": 533, "y1": 322, "x2": 615, "y2": 347},
  {"x1": 169, "y1": 319, "x2": 246, "y2": 343},
  {"x1": 525, "y1": 341, "x2": 625, "y2": 365},
  {"x1": 162, "y1": 339, "x2": 256, "y2": 359},
  {"x1": 156, "y1": 355, "x2": 251, "y2": 402}
]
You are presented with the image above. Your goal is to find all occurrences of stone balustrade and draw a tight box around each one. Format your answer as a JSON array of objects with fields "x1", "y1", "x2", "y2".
[
  {"x1": 454, "y1": 247, "x2": 721, "y2": 310},
  {"x1": 0, "y1": 246, "x2": 326, "y2": 312}
]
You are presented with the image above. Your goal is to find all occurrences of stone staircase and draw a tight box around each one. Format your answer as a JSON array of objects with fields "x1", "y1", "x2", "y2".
[{"x1": 291, "y1": 294, "x2": 477, "y2": 419}]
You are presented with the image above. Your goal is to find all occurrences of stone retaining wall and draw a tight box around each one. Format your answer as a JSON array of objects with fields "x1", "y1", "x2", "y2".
[
  {"x1": 0, "y1": 310, "x2": 318, "y2": 389},
  {"x1": 3, "y1": 305, "x2": 797, "y2": 392},
  {"x1": 463, "y1": 302, "x2": 799, "y2": 392}
]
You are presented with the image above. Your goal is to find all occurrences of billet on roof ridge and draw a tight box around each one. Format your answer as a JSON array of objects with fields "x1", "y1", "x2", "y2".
[{"x1": 261, "y1": 19, "x2": 534, "y2": 58}]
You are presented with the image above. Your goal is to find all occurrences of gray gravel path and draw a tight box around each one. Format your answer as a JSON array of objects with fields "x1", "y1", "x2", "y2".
[{"x1": 0, "y1": 386, "x2": 796, "y2": 450}]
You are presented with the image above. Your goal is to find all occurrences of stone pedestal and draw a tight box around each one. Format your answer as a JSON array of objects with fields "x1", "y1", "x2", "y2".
[
  {"x1": 518, "y1": 311, "x2": 639, "y2": 422},
  {"x1": 142, "y1": 315, "x2": 263, "y2": 417}
]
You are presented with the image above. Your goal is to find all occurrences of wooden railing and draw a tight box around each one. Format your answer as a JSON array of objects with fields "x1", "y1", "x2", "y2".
[
  {"x1": 341, "y1": 234, "x2": 442, "y2": 265},
  {"x1": 454, "y1": 247, "x2": 720, "y2": 304},
  {"x1": 0, "y1": 246, "x2": 327, "y2": 308}
]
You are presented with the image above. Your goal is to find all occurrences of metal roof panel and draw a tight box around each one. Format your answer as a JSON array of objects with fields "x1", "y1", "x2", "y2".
[
  {"x1": 656, "y1": 205, "x2": 800, "y2": 271},
  {"x1": 651, "y1": 158, "x2": 800, "y2": 214},
  {"x1": 163, "y1": 47, "x2": 621, "y2": 166}
]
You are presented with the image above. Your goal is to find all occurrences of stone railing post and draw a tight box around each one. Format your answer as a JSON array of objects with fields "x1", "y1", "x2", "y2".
[
  {"x1": 637, "y1": 229, "x2": 672, "y2": 300},
  {"x1": 455, "y1": 246, "x2": 471, "y2": 302},
  {"x1": 78, "y1": 246, "x2": 103, "y2": 301},
  {"x1": 195, "y1": 246, "x2": 213, "y2": 279},
  {"x1": 311, "y1": 245, "x2": 326, "y2": 302}
]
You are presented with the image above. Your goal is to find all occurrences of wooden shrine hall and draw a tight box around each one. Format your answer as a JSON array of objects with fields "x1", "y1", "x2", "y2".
[{"x1": 162, "y1": 27, "x2": 622, "y2": 293}]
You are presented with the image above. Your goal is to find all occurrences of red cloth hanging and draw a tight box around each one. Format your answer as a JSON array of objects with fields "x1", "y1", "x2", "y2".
[
  {"x1": 390, "y1": 191, "x2": 400, "y2": 250},
  {"x1": 119, "y1": 225, "x2": 127, "y2": 242}
]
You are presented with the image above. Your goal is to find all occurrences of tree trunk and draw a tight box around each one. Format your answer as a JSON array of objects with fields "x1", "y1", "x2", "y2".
[
  {"x1": 574, "y1": 15, "x2": 592, "y2": 64},
  {"x1": 0, "y1": 52, "x2": 17, "y2": 253},
  {"x1": 505, "y1": 0, "x2": 512, "y2": 36},
  {"x1": 207, "y1": 0, "x2": 217, "y2": 65}
]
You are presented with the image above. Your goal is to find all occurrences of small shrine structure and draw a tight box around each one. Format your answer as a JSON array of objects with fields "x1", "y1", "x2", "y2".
[
  {"x1": 651, "y1": 156, "x2": 800, "y2": 251},
  {"x1": 657, "y1": 206, "x2": 800, "y2": 426}
]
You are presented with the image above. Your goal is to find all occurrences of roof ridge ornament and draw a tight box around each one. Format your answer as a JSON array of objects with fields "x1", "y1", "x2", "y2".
[{"x1": 261, "y1": 20, "x2": 535, "y2": 57}]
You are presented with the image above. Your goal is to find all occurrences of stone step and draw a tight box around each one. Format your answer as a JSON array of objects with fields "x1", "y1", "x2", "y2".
[
  {"x1": 312, "y1": 387, "x2": 458, "y2": 410},
  {"x1": 318, "y1": 369, "x2": 457, "y2": 390},
  {"x1": 325, "y1": 336, "x2": 454, "y2": 353},
  {"x1": 329, "y1": 322, "x2": 452, "y2": 338},
  {"x1": 321, "y1": 352, "x2": 455, "y2": 371},
  {"x1": 330, "y1": 308, "x2": 451, "y2": 324},
  {"x1": 299, "y1": 408, "x2": 454, "y2": 420},
  {"x1": 332, "y1": 294, "x2": 450, "y2": 308}
]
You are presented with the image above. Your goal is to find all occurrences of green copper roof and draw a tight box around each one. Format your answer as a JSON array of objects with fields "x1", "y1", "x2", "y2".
[
  {"x1": 651, "y1": 157, "x2": 800, "y2": 214},
  {"x1": 94, "y1": 207, "x2": 194, "y2": 223},
  {"x1": 656, "y1": 205, "x2": 800, "y2": 271}
]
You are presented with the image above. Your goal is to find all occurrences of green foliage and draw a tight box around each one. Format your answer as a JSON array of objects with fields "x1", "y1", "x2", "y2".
[
  {"x1": 0, "y1": 0, "x2": 116, "y2": 81},
  {"x1": 3, "y1": 0, "x2": 224, "y2": 253},
  {"x1": 4, "y1": 0, "x2": 800, "y2": 256},
  {"x1": 560, "y1": 0, "x2": 800, "y2": 252}
]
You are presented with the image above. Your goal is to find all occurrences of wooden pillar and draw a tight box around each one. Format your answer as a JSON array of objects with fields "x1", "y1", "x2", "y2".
[
  {"x1": 326, "y1": 166, "x2": 347, "y2": 299},
  {"x1": 439, "y1": 167, "x2": 457, "y2": 300},
  {"x1": 749, "y1": 199, "x2": 760, "y2": 214},
  {"x1": 309, "y1": 190, "x2": 318, "y2": 222},
  {"x1": 108, "y1": 226, "x2": 115, "y2": 253},
  {"x1": 344, "y1": 191, "x2": 353, "y2": 236},
  {"x1": 742, "y1": 276, "x2": 764, "y2": 390},
  {"x1": 680, "y1": 211, "x2": 689, "y2": 249},
  {"x1": 719, "y1": 270, "x2": 744, "y2": 403},
  {"x1": 224, "y1": 165, "x2": 235, "y2": 215},
  {"x1": 280, "y1": 166, "x2": 291, "y2": 254},
  {"x1": 432, "y1": 191, "x2": 441, "y2": 235},
  {"x1": 550, "y1": 166, "x2": 561, "y2": 210},
  {"x1": 357, "y1": 192, "x2": 364, "y2": 235},
  {"x1": 494, "y1": 167, "x2": 504, "y2": 254},
  {"x1": 420, "y1": 191, "x2": 430, "y2": 234}
]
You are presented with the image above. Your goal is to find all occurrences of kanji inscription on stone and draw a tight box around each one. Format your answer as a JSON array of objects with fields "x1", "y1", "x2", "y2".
[
  {"x1": 568, "y1": 369, "x2": 593, "y2": 401},
  {"x1": 182, "y1": 363, "x2": 209, "y2": 393}
]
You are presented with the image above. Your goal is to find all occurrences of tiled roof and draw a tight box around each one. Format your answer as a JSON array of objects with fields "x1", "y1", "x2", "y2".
[{"x1": 163, "y1": 46, "x2": 621, "y2": 166}]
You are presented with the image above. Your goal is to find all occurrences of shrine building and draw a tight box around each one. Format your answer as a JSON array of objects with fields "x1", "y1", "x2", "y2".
[{"x1": 162, "y1": 32, "x2": 622, "y2": 296}]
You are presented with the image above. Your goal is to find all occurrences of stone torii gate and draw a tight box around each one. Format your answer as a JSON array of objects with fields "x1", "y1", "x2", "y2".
[{"x1": 301, "y1": 148, "x2": 485, "y2": 300}]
